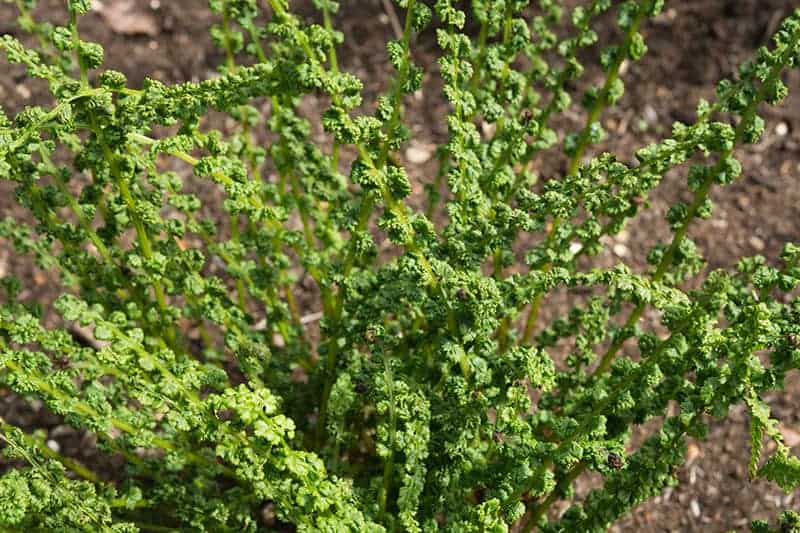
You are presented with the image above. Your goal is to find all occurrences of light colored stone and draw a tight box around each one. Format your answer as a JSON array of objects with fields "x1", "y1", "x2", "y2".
[
  {"x1": 96, "y1": 0, "x2": 160, "y2": 36},
  {"x1": 15, "y1": 84, "x2": 31, "y2": 99},
  {"x1": 780, "y1": 423, "x2": 800, "y2": 447},
  {"x1": 748, "y1": 236, "x2": 765, "y2": 251},
  {"x1": 405, "y1": 143, "x2": 433, "y2": 164},
  {"x1": 643, "y1": 105, "x2": 658, "y2": 124},
  {"x1": 690, "y1": 499, "x2": 701, "y2": 518},
  {"x1": 612, "y1": 243, "x2": 630, "y2": 258},
  {"x1": 687, "y1": 442, "x2": 701, "y2": 462},
  {"x1": 710, "y1": 218, "x2": 728, "y2": 230}
]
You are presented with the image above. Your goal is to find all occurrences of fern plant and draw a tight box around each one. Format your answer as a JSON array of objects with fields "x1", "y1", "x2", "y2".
[{"x1": 1, "y1": 0, "x2": 800, "y2": 531}]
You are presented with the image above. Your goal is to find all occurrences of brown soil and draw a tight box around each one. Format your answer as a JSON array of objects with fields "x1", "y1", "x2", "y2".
[{"x1": 1, "y1": 0, "x2": 799, "y2": 531}]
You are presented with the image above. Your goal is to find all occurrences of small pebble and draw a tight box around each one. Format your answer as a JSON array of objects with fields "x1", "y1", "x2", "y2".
[
  {"x1": 779, "y1": 423, "x2": 800, "y2": 447},
  {"x1": 261, "y1": 502, "x2": 277, "y2": 525},
  {"x1": 690, "y1": 499, "x2": 701, "y2": 518},
  {"x1": 749, "y1": 236, "x2": 765, "y2": 251},
  {"x1": 405, "y1": 143, "x2": 433, "y2": 164},
  {"x1": 612, "y1": 243, "x2": 630, "y2": 258},
  {"x1": 15, "y1": 84, "x2": 31, "y2": 99},
  {"x1": 686, "y1": 442, "x2": 701, "y2": 462},
  {"x1": 272, "y1": 332, "x2": 285, "y2": 348},
  {"x1": 50, "y1": 425, "x2": 73, "y2": 438},
  {"x1": 710, "y1": 218, "x2": 728, "y2": 230},
  {"x1": 775, "y1": 122, "x2": 789, "y2": 136},
  {"x1": 643, "y1": 105, "x2": 658, "y2": 124},
  {"x1": 46, "y1": 440, "x2": 61, "y2": 453}
]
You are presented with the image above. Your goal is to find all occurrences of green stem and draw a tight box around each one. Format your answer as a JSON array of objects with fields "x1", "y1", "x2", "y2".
[
  {"x1": 593, "y1": 38, "x2": 789, "y2": 378},
  {"x1": 221, "y1": 3, "x2": 236, "y2": 73},
  {"x1": 316, "y1": 0, "x2": 423, "y2": 446},
  {"x1": 0, "y1": 416, "x2": 99, "y2": 483},
  {"x1": 467, "y1": 22, "x2": 488, "y2": 98},
  {"x1": 503, "y1": 314, "x2": 692, "y2": 517},
  {"x1": 117, "y1": 175, "x2": 171, "y2": 320},
  {"x1": 512, "y1": 40, "x2": 798, "y2": 525},
  {"x1": 68, "y1": 8, "x2": 87, "y2": 85},
  {"x1": 2, "y1": 359, "x2": 183, "y2": 463},
  {"x1": 493, "y1": 6, "x2": 515, "y2": 135},
  {"x1": 40, "y1": 150, "x2": 112, "y2": 262},
  {"x1": 521, "y1": 462, "x2": 584, "y2": 532},
  {"x1": 322, "y1": 6, "x2": 341, "y2": 173},
  {"x1": 229, "y1": 215, "x2": 249, "y2": 312},
  {"x1": 425, "y1": 149, "x2": 447, "y2": 219},
  {"x1": 378, "y1": 356, "x2": 397, "y2": 527},
  {"x1": 14, "y1": 0, "x2": 52, "y2": 57},
  {"x1": 517, "y1": 6, "x2": 648, "y2": 345}
]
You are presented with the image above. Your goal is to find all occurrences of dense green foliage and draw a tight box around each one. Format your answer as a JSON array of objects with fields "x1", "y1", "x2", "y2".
[{"x1": 1, "y1": 0, "x2": 800, "y2": 531}]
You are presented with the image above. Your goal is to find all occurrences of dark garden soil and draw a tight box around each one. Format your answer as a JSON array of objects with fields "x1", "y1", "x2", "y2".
[{"x1": 1, "y1": 1, "x2": 799, "y2": 531}]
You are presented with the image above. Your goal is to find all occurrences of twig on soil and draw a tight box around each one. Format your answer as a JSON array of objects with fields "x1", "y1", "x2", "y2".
[
  {"x1": 300, "y1": 311, "x2": 323, "y2": 325},
  {"x1": 68, "y1": 324, "x2": 107, "y2": 350},
  {"x1": 252, "y1": 311, "x2": 322, "y2": 331},
  {"x1": 764, "y1": 9, "x2": 786, "y2": 44},
  {"x1": 381, "y1": 0, "x2": 403, "y2": 40}
]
